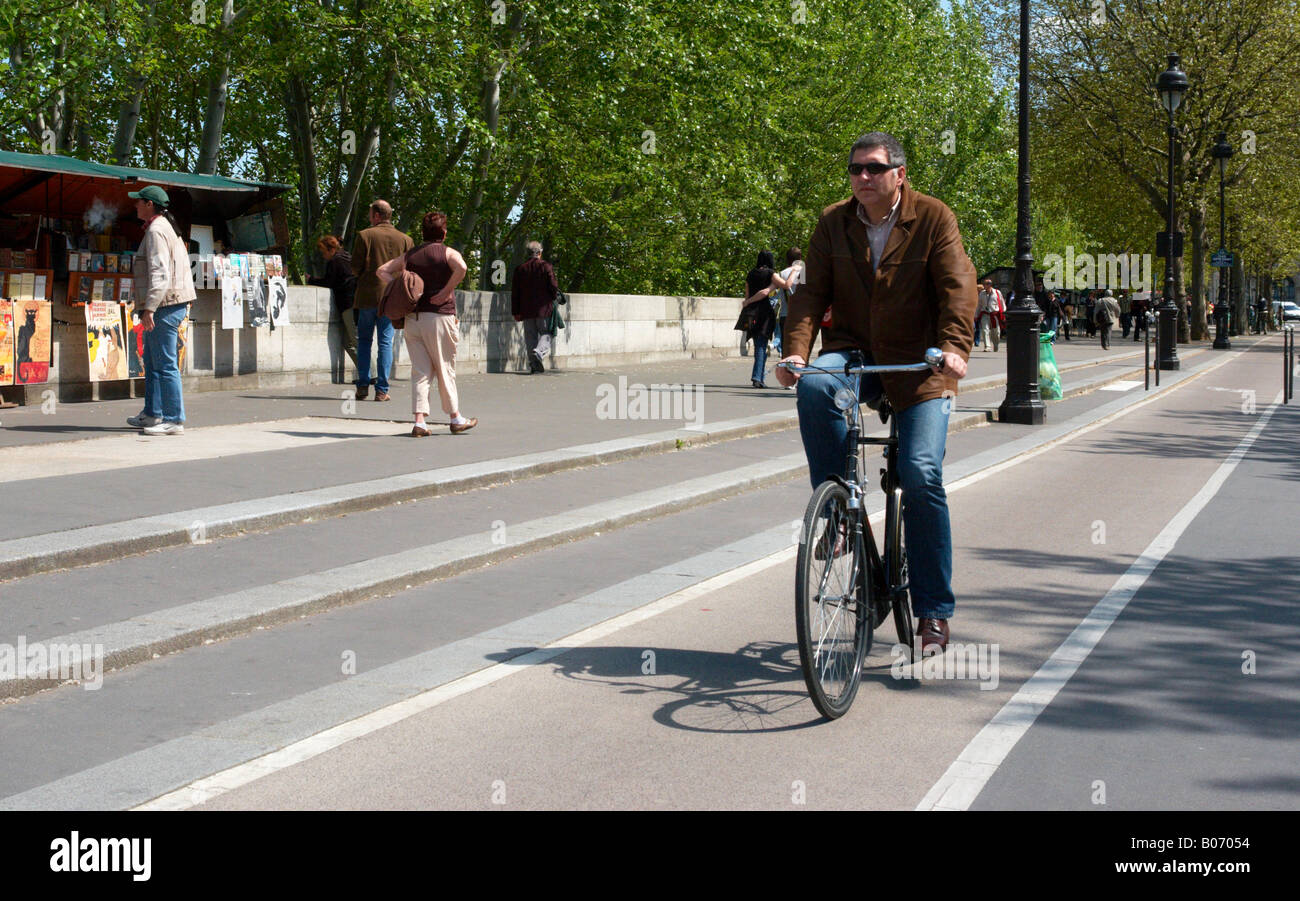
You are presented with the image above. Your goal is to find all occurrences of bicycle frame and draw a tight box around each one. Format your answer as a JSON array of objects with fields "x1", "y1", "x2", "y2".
[{"x1": 838, "y1": 391, "x2": 899, "y2": 624}]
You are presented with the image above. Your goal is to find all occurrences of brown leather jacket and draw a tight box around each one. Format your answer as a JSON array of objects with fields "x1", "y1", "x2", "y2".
[
  {"x1": 351, "y1": 221, "x2": 414, "y2": 309},
  {"x1": 785, "y1": 182, "x2": 977, "y2": 411}
]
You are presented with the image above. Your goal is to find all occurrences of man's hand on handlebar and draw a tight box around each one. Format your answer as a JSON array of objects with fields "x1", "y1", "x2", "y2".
[
  {"x1": 775, "y1": 355, "x2": 805, "y2": 388},
  {"x1": 938, "y1": 351, "x2": 967, "y2": 379},
  {"x1": 776, "y1": 350, "x2": 966, "y2": 386}
]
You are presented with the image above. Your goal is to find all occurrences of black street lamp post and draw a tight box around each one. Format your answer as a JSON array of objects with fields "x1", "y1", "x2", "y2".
[
  {"x1": 998, "y1": 0, "x2": 1045, "y2": 425},
  {"x1": 1156, "y1": 53, "x2": 1188, "y2": 370},
  {"x1": 1212, "y1": 132, "x2": 1233, "y2": 349}
]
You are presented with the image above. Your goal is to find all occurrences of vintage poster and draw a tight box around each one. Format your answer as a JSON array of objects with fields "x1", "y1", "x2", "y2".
[
  {"x1": 244, "y1": 263, "x2": 267, "y2": 327},
  {"x1": 85, "y1": 300, "x2": 129, "y2": 381},
  {"x1": 0, "y1": 303, "x2": 13, "y2": 386},
  {"x1": 14, "y1": 300, "x2": 52, "y2": 385},
  {"x1": 122, "y1": 302, "x2": 144, "y2": 378},
  {"x1": 221, "y1": 276, "x2": 244, "y2": 330},
  {"x1": 268, "y1": 276, "x2": 290, "y2": 327}
]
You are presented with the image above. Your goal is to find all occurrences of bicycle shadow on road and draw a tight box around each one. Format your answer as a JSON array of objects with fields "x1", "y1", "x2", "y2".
[{"x1": 537, "y1": 639, "x2": 828, "y2": 733}]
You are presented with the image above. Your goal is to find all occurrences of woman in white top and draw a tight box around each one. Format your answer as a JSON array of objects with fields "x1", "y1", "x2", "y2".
[{"x1": 770, "y1": 247, "x2": 804, "y2": 381}]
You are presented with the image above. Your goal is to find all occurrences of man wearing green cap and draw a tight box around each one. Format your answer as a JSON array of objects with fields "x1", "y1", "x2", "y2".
[{"x1": 126, "y1": 185, "x2": 196, "y2": 435}]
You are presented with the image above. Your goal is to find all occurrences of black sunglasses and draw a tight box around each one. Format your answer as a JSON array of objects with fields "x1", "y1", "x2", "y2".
[{"x1": 847, "y1": 161, "x2": 901, "y2": 176}]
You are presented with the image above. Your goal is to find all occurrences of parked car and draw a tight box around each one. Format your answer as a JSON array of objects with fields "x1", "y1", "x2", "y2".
[{"x1": 1271, "y1": 300, "x2": 1300, "y2": 322}]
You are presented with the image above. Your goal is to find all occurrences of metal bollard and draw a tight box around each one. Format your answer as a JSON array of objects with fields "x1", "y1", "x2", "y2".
[
  {"x1": 1151, "y1": 312, "x2": 1160, "y2": 387},
  {"x1": 1144, "y1": 317, "x2": 1151, "y2": 390},
  {"x1": 1286, "y1": 326, "x2": 1294, "y2": 404}
]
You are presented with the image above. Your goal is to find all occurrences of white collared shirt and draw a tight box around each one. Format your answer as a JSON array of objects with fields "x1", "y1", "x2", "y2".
[{"x1": 856, "y1": 190, "x2": 901, "y2": 273}]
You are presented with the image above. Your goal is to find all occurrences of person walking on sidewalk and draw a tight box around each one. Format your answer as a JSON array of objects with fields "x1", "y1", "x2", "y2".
[
  {"x1": 351, "y1": 200, "x2": 413, "y2": 402},
  {"x1": 1131, "y1": 294, "x2": 1149, "y2": 342},
  {"x1": 1095, "y1": 289, "x2": 1121, "y2": 349},
  {"x1": 976, "y1": 278, "x2": 1005, "y2": 351},
  {"x1": 776, "y1": 130, "x2": 976, "y2": 656},
  {"x1": 126, "y1": 185, "x2": 196, "y2": 436},
  {"x1": 773, "y1": 247, "x2": 804, "y2": 357},
  {"x1": 742, "y1": 250, "x2": 778, "y2": 388},
  {"x1": 511, "y1": 241, "x2": 559, "y2": 374},
  {"x1": 308, "y1": 235, "x2": 358, "y2": 379},
  {"x1": 377, "y1": 211, "x2": 476, "y2": 436}
]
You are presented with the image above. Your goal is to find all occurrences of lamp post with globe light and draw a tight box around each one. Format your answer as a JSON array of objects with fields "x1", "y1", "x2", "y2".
[
  {"x1": 998, "y1": 0, "x2": 1046, "y2": 425},
  {"x1": 1155, "y1": 53, "x2": 1188, "y2": 370},
  {"x1": 1211, "y1": 132, "x2": 1233, "y2": 349}
]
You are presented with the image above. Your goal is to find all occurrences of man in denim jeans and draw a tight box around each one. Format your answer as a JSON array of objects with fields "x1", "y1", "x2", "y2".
[
  {"x1": 351, "y1": 200, "x2": 413, "y2": 401},
  {"x1": 776, "y1": 131, "x2": 977, "y2": 656}
]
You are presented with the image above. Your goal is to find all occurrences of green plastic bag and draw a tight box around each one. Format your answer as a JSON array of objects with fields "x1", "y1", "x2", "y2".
[{"x1": 1038, "y1": 331, "x2": 1062, "y2": 399}]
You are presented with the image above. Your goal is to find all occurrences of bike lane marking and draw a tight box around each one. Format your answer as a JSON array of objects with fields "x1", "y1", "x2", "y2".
[
  {"x1": 134, "y1": 343, "x2": 1256, "y2": 810},
  {"x1": 916, "y1": 388, "x2": 1287, "y2": 812}
]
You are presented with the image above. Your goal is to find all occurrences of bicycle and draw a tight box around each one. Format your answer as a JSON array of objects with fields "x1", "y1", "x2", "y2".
[{"x1": 780, "y1": 348, "x2": 945, "y2": 719}]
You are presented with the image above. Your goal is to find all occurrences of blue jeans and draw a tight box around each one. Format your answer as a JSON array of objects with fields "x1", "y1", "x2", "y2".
[
  {"x1": 1044, "y1": 313, "x2": 1058, "y2": 341},
  {"x1": 750, "y1": 335, "x2": 768, "y2": 384},
  {"x1": 142, "y1": 302, "x2": 187, "y2": 423},
  {"x1": 355, "y1": 307, "x2": 393, "y2": 392},
  {"x1": 795, "y1": 350, "x2": 955, "y2": 619}
]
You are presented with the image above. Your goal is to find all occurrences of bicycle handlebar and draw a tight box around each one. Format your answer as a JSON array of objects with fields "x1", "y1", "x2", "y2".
[{"x1": 777, "y1": 347, "x2": 946, "y2": 376}]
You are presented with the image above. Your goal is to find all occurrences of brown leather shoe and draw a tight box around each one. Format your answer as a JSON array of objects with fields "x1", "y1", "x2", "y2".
[
  {"x1": 917, "y1": 618, "x2": 950, "y2": 656},
  {"x1": 354, "y1": 385, "x2": 369, "y2": 400},
  {"x1": 411, "y1": 424, "x2": 431, "y2": 437},
  {"x1": 374, "y1": 391, "x2": 391, "y2": 402},
  {"x1": 449, "y1": 417, "x2": 478, "y2": 434}
]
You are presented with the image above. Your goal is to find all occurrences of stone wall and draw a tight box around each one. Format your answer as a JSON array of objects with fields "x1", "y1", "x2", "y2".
[{"x1": 3, "y1": 286, "x2": 746, "y2": 403}]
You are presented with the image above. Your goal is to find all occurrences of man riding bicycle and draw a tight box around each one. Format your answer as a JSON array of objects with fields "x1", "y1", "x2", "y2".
[{"x1": 775, "y1": 131, "x2": 977, "y2": 656}]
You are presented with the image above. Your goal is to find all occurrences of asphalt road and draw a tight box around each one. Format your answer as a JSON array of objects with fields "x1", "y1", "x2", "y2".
[{"x1": 0, "y1": 336, "x2": 1293, "y2": 811}]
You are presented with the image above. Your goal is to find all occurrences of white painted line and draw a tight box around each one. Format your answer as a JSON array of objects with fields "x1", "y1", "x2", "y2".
[
  {"x1": 134, "y1": 543, "x2": 801, "y2": 811},
  {"x1": 133, "y1": 346, "x2": 1250, "y2": 810},
  {"x1": 916, "y1": 389, "x2": 1286, "y2": 811},
  {"x1": 1099, "y1": 380, "x2": 1142, "y2": 392},
  {"x1": 944, "y1": 345, "x2": 1242, "y2": 495}
]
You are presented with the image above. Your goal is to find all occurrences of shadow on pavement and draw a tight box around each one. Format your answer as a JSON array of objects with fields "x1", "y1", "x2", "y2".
[
  {"x1": 532, "y1": 640, "x2": 828, "y2": 733},
  {"x1": 0, "y1": 425, "x2": 137, "y2": 434}
]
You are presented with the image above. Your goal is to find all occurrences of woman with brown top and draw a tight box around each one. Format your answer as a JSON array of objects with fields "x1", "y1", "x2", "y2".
[{"x1": 376, "y1": 211, "x2": 476, "y2": 436}]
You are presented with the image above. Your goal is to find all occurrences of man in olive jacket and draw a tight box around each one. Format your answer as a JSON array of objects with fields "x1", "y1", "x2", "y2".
[
  {"x1": 351, "y1": 200, "x2": 413, "y2": 400},
  {"x1": 776, "y1": 131, "x2": 977, "y2": 656}
]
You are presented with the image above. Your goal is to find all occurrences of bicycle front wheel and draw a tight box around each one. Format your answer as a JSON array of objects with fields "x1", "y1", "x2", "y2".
[{"x1": 795, "y1": 480, "x2": 871, "y2": 719}]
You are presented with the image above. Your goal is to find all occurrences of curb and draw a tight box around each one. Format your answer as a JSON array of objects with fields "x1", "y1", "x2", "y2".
[
  {"x1": 0, "y1": 410, "x2": 800, "y2": 582},
  {"x1": 0, "y1": 453, "x2": 811, "y2": 700}
]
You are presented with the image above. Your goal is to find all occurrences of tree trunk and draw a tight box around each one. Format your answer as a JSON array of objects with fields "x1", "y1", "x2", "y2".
[
  {"x1": 331, "y1": 67, "x2": 398, "y2": 242},
  {"x1": 110, "y1": 0, "x2": 158, "y2": 165},
  {"x1": 112, "y1": 89, "x2": 144, "y2": 165},
  {"x1": 454, "y1": 6, "x2": 526, "y2": 252},
  {"x1": 196, "y1": 2, "x2": 248, "y2": 175},
  {"x1": 1231, "y1": 247, "x2": 1246, "y2": 336},
  {"x1": 285, "y1": 76, "x2": 321, "y2": 263},
  {"x1": 1188, "y1": 204, "x2": 1207, "y2": 341},
  {"x1": 455, "y1": 69, "x2": 502, "y2": 252}
]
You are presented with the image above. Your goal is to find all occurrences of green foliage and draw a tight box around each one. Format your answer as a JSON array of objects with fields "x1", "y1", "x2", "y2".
[{"x1": 1, "y1": 0, "x2": 1017, "y2": 294}]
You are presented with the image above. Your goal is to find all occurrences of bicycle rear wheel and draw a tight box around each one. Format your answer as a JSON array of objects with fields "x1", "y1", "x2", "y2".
[
  {"x1": 795, "y1": 480, "x2": 871, "y2": 719},
  {"x1": 888, "y1": 486, "x2": 915, "y2": 663}
]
